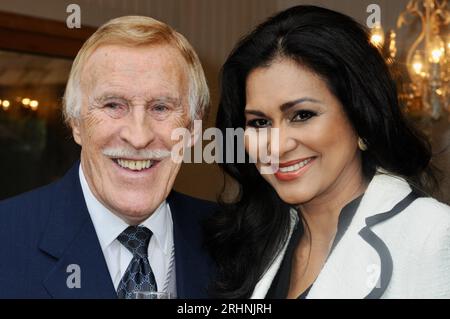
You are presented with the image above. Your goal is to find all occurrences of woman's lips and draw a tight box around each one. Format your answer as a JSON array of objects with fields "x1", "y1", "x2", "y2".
[{"x1": 274, "y1": 157, "x2": 316, "y2": 181}]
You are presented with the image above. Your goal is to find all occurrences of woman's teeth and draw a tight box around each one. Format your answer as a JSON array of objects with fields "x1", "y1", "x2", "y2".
[
  {"x1": 278, "y1": 158, "x2": 312, "y2": 173},
  {"x1": 116, "y1": 159, "x2": 153, "y2": 171}
]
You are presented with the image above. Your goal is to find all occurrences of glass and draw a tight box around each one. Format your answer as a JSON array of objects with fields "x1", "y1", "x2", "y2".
[
  {"x1": 0, "y1": 50, "x2": 79, "y2": 200},
  {"x1": 132, "y1": 291, "x2": 173, "y2": 299}
]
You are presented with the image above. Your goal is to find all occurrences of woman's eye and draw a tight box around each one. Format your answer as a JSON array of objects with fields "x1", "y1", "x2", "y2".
[
  {"x1": 292, "y1": 110, "x2": 316, "y2": 122},
  {"x1": 246, "y1": 118, "x2": 271, "y2": 128}
]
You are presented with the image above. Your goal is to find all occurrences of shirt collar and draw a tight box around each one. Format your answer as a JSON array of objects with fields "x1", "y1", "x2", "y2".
[
  {"x1": 140, "y1": 200, "x2": 172, "y2": 255},
  {"x1": 79, "y1": 164, "x2": 172, "y2": 255}
]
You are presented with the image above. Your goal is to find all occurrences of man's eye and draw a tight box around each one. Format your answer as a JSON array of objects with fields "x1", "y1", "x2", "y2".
[
  {"x1": 102, "y1": 102, "x2": 128, "y2": 118},
  {"x1": 292, "y1": 110, "x2": 317, "y2": 122},
  {"x1": 152, "y1": 104, "x2": 169, "y2": 112},
  {"x1": 104, "y1": 102, "x2": 124, "y2": 110},
  {"x1": 246, "y1": 118, "x2": 271, "y2": 128}
]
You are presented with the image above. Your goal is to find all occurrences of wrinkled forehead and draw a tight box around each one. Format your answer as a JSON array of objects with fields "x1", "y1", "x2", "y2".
[{"x1": 80, "y1": 43, "x2": 190, "y2": 99}]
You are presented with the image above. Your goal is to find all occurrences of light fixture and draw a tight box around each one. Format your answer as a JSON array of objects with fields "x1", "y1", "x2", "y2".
[
  {"x1": 2, "y1": 100, "x2": 10, "y2": 110},
  {"x1": 370, "y1": 22, "x2": 385, "y2": 49},
  {"x1": 377, "y1": 0, "x2": 449, "y2": 121},
  {"x1": 411, "y1": 51, "x2": 425, "y2": 77},
  {"x1": 29, "y1": 100, "x2": 39, "y2": 111},
  {"x1": 22, "y1": 98, "x2": 31, "y2": 106}
]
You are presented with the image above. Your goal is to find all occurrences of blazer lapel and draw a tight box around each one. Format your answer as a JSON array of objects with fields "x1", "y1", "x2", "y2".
[
  {"x1": 39, "y1": 163, "x2": 116, "y2": 298},
  {"x1": 168, "y1": 191, "x2": 213, "y2": 298},
  {"x1": 307, "y1": 173, "x2": 414, "y2": 299}
]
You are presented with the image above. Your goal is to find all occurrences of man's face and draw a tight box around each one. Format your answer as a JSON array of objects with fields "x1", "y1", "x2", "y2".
[{"x1": 72, "y1": 43, "x2": 190, "y2": 224}]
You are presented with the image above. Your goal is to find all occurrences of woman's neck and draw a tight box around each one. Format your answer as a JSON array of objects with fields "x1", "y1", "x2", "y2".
[{"x1": 298, "y1": 163, "x2": 368, "y2": 244}]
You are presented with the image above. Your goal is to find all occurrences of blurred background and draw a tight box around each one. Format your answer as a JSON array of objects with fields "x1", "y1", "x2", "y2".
[{"x1": 0, "y1": 0, "x2": 448, "y2": 203}]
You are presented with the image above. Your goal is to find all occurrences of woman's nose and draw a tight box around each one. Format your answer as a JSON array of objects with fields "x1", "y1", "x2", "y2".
[{"x1": 269, "y1": 126, "x2": 298, "y2": 161}]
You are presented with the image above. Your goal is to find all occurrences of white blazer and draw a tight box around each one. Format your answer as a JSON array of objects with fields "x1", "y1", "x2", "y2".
[{"x1": 251, "y1": 173, "x2": 450, "y2": 299}]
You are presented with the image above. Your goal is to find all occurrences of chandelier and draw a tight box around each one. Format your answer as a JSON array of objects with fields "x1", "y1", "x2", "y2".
[{"x1": 370, "y1": 0, "x2": 449, "y2": 121}]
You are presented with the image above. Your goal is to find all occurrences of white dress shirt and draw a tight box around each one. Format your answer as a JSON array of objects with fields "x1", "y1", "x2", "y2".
[{"x1": 79, "y1": 165, "x2": 177, "y2": 297}]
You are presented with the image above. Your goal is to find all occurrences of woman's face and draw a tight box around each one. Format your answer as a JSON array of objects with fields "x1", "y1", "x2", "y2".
[{"x1": 244, "y1": 58, "x2": 362, "y2": 205}]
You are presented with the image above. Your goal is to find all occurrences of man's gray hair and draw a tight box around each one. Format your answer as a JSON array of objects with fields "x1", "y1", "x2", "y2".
[{"x1": 63, "y1": 15, "x2": 210, "y2": 126}]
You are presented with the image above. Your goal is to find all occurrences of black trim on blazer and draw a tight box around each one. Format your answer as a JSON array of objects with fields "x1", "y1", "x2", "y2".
[{"x1": 359, "y1": 191, "x2": 420, "y2": 299}]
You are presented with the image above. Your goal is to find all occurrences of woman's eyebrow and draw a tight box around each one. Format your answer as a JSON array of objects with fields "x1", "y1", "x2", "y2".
[
  {"x1": 245, "y1": 97, "x2": 322, "y2": 117},
  {"x1": 280, "y1": 97, "x2": 322, "y2": 112},
  {"x1": 244, "y1": 109, "x2": 267, "y2": 117}
]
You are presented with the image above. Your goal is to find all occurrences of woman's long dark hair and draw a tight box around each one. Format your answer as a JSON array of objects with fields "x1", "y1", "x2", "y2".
[{"x1": 205, "y1": 5, "x2": 437, "y2": 299}]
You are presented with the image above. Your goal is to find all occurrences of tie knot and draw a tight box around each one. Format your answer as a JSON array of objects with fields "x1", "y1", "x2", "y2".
[{"x1": 117, "y1": 226, "x2": 152, "y2": 257}]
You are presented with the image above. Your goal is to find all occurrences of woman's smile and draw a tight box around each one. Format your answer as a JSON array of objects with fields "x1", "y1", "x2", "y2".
[{"x1": 274, "y1": 157, "x2": 316, "y2": 181}]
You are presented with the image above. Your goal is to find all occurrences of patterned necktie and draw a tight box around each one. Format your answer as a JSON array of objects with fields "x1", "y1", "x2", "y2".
[{"x1": 116, "y1": 226, "x2": 158, "y2": 299}]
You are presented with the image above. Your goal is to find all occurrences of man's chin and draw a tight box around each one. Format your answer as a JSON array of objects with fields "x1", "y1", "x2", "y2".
[
  {"x1": 106, "y1": 196, "x2": 163, "y2": 224},
  {"x1": 111, "y1": 207, "x2": 158, "y2": 225}
]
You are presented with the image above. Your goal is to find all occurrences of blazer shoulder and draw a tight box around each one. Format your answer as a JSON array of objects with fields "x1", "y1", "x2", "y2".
[
  {"x1": 0, "y1": 179, "x2": 60, "y2": 220},
  {"x1": 0, "y1": 162, "x2": 78, "y2": 219},
  {"x1": 407, "y1": 198, "x2": 450, "y2": 297},
  {"x1": 408, "y1": 197, "x2": 450, "y2": 224},
  {"x1": 0, "y1": 179, "x2": 64, "y2": 264},
  {"x1": 394, "y1": 197, "x2": 450, "y2": 246},
  {"x1": 416, "y1": 197, "x2": 450, "y2": 235},
  {"x1": 168, "y1": 191, "x2": 218, "y2": 215}
]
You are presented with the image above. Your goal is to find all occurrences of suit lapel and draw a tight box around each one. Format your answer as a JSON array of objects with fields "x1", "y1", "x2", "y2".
[
  {"x1": 39, "y1": 163, "x2": 116, "y2": 298},
  {"x1": 168, "y1": 191, "x2": 212, "y2": 298},
  {"x1": 307, "y1": 173, "x2": 413, "y2": 299}
]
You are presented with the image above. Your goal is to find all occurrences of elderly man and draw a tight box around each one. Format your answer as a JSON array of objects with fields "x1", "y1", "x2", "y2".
[{"x1": 0, "y1": 16, "x2": 215, "y2": 298}]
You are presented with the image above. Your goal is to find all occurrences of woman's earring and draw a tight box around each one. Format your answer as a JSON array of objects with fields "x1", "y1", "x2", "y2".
[{"x1": 358, "y1": 137, "x2": 368, "y2": 151}]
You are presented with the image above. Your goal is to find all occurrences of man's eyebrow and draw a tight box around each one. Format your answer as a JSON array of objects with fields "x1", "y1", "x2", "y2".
[
  {"x1": 94, "y1": 93, "x2": 129, "y2": 102},
  {"x1": 93, "y1": 94, "x2": 182, "y2": 105},
  {"x1": 279, "y1": 97, "x2": 322, "y2": 112},
  {"x1": 149, "y1": 96, "x2": 181, "y2": 104}
]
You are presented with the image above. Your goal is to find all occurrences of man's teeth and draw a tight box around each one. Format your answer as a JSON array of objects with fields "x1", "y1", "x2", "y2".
[
  {"x1": 279, "y1": 158, "x2": 312, "y2": 173},
  {"x1": 116, "y1": 159, "x2": 153, "y2": 171}
]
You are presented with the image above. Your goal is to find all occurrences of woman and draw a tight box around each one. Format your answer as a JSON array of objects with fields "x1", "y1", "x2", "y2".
[{"x1": 206, "y1": 5, "x2": 450, "y2": 299}]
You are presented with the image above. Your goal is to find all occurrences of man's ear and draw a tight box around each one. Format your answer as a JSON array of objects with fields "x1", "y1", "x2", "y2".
[{"x1": 70, "y1": 118, "x2": 82, "y2": 146}]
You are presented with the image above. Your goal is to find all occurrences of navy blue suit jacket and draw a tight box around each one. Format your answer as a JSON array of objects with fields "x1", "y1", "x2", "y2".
[{"x1": 0, "y1": 162, "x2": 217, "y2": 298}]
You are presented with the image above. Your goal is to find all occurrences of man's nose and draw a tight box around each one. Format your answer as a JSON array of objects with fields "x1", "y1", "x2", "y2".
[{"x1": 119, "y1": 107, "x2": 155, "y2": 149}]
